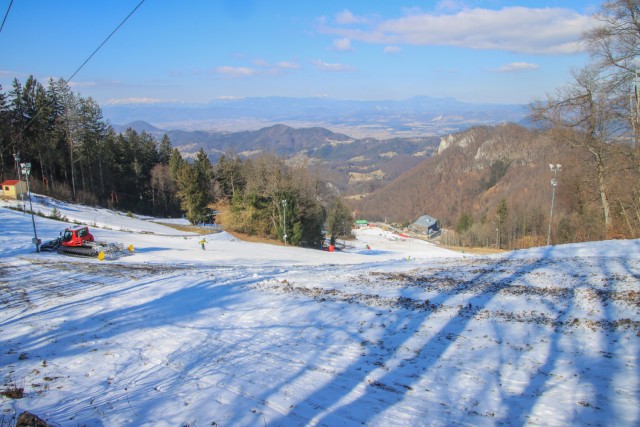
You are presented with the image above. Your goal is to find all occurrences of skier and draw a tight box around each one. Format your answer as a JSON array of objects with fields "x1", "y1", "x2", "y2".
[{"x1": 200, "y1": 238, "x2": 206, "y2": 250}]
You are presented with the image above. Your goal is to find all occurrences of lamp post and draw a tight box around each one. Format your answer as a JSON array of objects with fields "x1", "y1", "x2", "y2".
[
  {"x1": 20, "y1": 162, "x2": 40, "y2": 252},
  {"x1": 14, "y1": 152, "x2": 20, "y2": 180},
  {"x1": 547, "y1": 164, "x2": 561, "y2": 246},
  {"x1": 281, "y1": 199, "x2": 287, "y2": 245},
  {"x1": 14, "y1": 153, "x2": 25, "y2": 212}
]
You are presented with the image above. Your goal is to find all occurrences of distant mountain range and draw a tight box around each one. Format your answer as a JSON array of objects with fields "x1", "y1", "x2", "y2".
[
  {"x1": 108, "y1": 96, "x2": 535, "y2": 214},
  {"x1": 116, "y1": 121, "x2": 441, "y2": 196},
  {"x1": 103, "y1": 96, "x2": 528, "y2": 138}
]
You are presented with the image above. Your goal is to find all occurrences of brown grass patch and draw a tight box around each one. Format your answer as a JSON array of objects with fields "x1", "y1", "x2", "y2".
[
  {"x1": 440, "y1": 245, "x2": 507, "y2": 255},
  {"x1": 155, "y1": 223, "x2": 219, "y2": 235},
  {"x1": 1, "y1": 385, "x2": 24, "y2": 399},
  {"x1": 224, "y1": 230, "x2": 285, "y2": 245}
]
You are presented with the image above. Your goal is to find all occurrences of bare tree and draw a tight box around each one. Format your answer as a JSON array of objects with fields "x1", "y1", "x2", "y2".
[
  {"x1": 585, "y1": 1, "x2": 640, "y2": 75},
  {"x1": 532, "y1": 66, "x2": 624, "y2": 232},
  {"x1": 583, "y1": 0, "x2": 640, "y2": 230},
  {"x1": 150, "y1": 163, "x2": 177, "y2": 214}
]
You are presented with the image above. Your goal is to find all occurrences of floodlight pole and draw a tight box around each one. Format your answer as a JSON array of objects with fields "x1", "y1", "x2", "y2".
[
  {"x1": 547, "y1": 164, "x2": 561, "y2": 246},
  {"x1": 20, "y1": 162, "x2": 40, "y2": 252},
  {"x1": 15, "y1": 153, "x2": 25, "y2": 212},
  {"x1": 282, "y1": 199, "x2": 287, "y2": 245},
  {"x1": 14, "y1": 152, "x2": 20, "y2": 180}
]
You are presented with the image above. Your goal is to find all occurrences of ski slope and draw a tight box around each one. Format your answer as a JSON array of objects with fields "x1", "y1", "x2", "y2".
[{"x1": 0, "y1": 196, "x2": 638, "y2": 426}]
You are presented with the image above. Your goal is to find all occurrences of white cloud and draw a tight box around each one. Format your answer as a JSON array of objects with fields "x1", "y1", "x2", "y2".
[
  {"x1": 311, "y1": 60, "x2": 356, "y2": 72},
  {"x1": 276, "y1": 61, "x2": 302, "y2": 69},
  {"x1": 0, "y1": 70, "x2": 28, "y2": 79},
  {"x1": 105, "y1": 97, "x2": 168, "y2": 105},
  {"x1": 435, "y1": 0, "x2": 465, "y2": 12},
  {"x1": 252, "y1": 59, "x2": 270, "y2": 67},
  {"x1": 335, "y1": 9, "x2": 369, "y2": 25},
  {"x1": 332, "y1": 38, "x2": 353, "y2": 51},
  {"x1": 325, "y1": 7, "x2": 593, "y2": 55},
  {"x1": 68, "y1": 81, "x2": 97, "y2": 88},
  {"x1": 216, "y1": 95, "x2": 244, "y2": 100},
  {"x1": 384, "y1": 45, "x2": 402, "y2": 54},
  {"x1": 214, "y1": 61, "x2": 302, "y2": 78},
  {"x1": 216, "y1": 66, "x2": 255, "y2": 77},
  {"x1": 494, "y1": 62, "x2": 539, "y2": 72}
]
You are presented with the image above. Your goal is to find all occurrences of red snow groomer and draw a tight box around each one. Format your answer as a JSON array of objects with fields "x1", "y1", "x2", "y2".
[{"x1": 41, "y1": 226, "x2": 132, "y2": 259}]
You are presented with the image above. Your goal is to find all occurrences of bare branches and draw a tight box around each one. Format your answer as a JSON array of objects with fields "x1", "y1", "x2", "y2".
[{"x1": 584, "y1": 0, "x2": 640, "y2": 76}]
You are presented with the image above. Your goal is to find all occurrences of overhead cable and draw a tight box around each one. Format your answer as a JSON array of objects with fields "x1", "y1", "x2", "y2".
[
  {"x1": 11, "y1": 0, "x2": 146, "y2": 151},
  {"x1": 0, "y1": 0, "x2": 14, "y2": 33},
  {"x1": 66, "y1": 0, "x2": 146, "y2": 83}
]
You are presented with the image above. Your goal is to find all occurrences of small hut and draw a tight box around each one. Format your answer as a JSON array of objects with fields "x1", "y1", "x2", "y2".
[
  {"x1": 1, "y1": 180, "x2": 28, "y2": 199},
  {"x1": 409, "y1": 214, "x2": 440, "y2": 237}
]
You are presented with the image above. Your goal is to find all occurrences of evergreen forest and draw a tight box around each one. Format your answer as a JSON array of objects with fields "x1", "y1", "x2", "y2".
[{"x1": 0, "y1": 76, "x2": 354, "y2": 247}]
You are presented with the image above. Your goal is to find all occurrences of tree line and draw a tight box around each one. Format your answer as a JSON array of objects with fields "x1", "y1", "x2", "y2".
[
  {"x1": 446, "y1": 0, "x2": 640, "y2": 248},
  {"x1": 0, "y1": 76, "x2": 178, "y2": 215},
  {"x1": 0, "y1": 77, "x2": 352, "y2": 246},
  {"x1": 530, "y1": 0, "x2": 640, "y2": 241},
  {"x1": 3, "y1": 1, "x2": 636, "y2": 250}
]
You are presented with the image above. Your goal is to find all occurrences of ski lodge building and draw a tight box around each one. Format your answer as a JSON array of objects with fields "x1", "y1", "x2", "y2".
[{"x1": 409, "y1": 214, "x2": 440, "y2": 237}]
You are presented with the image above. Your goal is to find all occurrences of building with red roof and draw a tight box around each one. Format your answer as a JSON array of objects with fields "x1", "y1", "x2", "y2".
[{"x1": 1, "y1": 180, "x2": 28, "y2": 199}]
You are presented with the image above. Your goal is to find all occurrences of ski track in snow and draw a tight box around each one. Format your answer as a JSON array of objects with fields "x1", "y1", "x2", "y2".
[{"x1": 0, "y1": 197, "x2": 639, "y2": 426}]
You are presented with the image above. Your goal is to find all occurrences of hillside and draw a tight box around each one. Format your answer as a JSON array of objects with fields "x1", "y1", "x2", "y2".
[
  {"x1": 0, "y1": 196, "x2": 638, "y2": 426},
  {"x1": 356, "y1": 123, "x2": 572, "y2": 228},
  {"x1": 121, "y1": 122, "x2": 440, "y2": 194}
]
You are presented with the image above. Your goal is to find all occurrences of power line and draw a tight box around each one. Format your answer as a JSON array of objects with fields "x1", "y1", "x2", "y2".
[
  {"x1": 10, "y1": 0, "x2": 146, "y2": 154},
  {"x1": 0, "y1": 0, "x2": 14, "y2": 33},
  {"x1": 65, "y1": 0, "x2": 146, "y2": 84}
]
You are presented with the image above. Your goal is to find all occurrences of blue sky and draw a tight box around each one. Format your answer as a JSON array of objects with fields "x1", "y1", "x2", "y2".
[{"x1": 0, "y1": 0, "x2": 600, "y2": 106}]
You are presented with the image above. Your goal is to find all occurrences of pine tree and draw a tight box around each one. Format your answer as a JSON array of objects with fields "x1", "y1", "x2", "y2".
[
  {"x1": 176, "y1": 162, "x2": 210, "y2": 224},
  {"x1": 456, "y1": 212, "x2": 474, "y2": 234},
  {"x1": 216, "y1": 153, "x2": 245, "y2": 197},
  {"x1": 0, "y1": 84, "x2": 11, "y2": 180},
  {"x1": 158, "y1": 134, "x2": 172, "y2": 164},
  {"x1": 327, "y1": 198, "x2": 352, "y2": 246},
  {"x1": 169, "y1": 148, "x2": 185, "y2": 179}
]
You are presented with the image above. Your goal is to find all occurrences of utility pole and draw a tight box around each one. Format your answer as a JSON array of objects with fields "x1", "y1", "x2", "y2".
[
  {"x1": 281, "y1": 199, "x2": 287, "y2": 245},
  {"x1": 547, "y1": 164, "x2": 561, "y2": 246},
  {"x1": 20, "y1": 162, "x2": 40, "y2": 252},
  {"x1": 14, "y1": 152, "x2": 20, "y2": 180},
  {"x1": 14, "y1": 153, "x2": 26, "y2": 212}
]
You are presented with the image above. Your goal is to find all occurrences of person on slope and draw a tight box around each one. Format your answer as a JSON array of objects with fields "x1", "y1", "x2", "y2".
[{"x1": 200, "y1": 238, "x2": 206, "y2": 250}]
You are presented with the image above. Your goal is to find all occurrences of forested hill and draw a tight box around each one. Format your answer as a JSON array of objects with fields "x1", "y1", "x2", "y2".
[
  {"x1": 356, "y1": 124, "x2": 553, "y2": 224},
  {"x1": 0, "y1": 76, "x2": 436, "y2": 231},
  {"x1": 118, "y1": 121, "x2": 441, "y2": 195},
  {"x1": 355, "y1": 123, "x2": 634, "y2": 248}
]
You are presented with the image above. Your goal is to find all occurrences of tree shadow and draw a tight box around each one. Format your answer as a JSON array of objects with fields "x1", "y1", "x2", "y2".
[{"x1": 265, "y1": 250, "x2": 553, "y2": 426}]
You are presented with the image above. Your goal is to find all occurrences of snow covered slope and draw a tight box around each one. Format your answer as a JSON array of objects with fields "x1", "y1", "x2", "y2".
[{"x1": 0, "y1": 196, "x2": 638, "y2": 426}]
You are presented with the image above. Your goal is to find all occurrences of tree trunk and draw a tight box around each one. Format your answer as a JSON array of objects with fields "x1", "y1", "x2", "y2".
[
  {"x1": 69, "y1": 136, "x2": 77, "y2": 199},
  {"x1": 619, "y1": 199, "x2": 634, "y2": 235},
  {"x1": 98, "y1": 156, "x2": 105, "y2": 196},
  {"x1": 593, "y1": 149, "x2": 611, "y2": 228}
]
